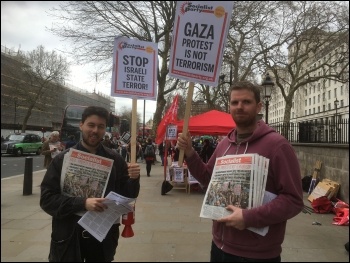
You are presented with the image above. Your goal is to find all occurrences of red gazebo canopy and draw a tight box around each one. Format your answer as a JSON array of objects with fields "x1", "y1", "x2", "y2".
[{"x1": 175, "y1": 110, "x2": 235, "y2": 136}]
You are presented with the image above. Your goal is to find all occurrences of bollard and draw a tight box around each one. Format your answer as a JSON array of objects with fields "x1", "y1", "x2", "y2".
[{"x1": 23, "y1": 157, "x2": 33, "y2": 195}]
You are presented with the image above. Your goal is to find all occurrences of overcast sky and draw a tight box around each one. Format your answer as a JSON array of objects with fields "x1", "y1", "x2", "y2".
[{"x1": 1, "y1": 1, "x2": 157, "y2": 122}]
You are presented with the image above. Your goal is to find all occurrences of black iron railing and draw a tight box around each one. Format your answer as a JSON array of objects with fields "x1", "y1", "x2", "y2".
[{"x1": 269, "y1": 118, "x2": 349, "y2": 144}]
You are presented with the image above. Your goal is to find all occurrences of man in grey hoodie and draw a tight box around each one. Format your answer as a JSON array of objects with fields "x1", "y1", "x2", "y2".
[{"x1": 177, "y1": 81, "x2": 303, "y2": 262}]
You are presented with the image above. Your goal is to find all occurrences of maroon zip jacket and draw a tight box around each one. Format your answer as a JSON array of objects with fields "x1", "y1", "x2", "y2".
[{"x1": 185, "y1": 120, "x2": 303, "y2": 259}]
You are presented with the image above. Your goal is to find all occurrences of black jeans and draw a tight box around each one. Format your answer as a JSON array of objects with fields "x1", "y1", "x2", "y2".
[
  {"x1": 78, "y1": 228, "x2": 106, "y2": 262},
  {"x1": 145, "y1": 159, "x2": 153, "y2": 175},
  {"x1": 210, "y1": 241, "x2": 281, "y2": 262}
]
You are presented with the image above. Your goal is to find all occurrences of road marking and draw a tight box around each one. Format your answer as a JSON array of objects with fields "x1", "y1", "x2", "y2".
[{"x1": 1, "y1": 169, "x2": 46, "y2": 181}]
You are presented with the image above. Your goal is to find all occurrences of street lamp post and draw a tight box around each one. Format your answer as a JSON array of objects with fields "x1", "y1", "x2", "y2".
[
  {"x1": 219, "y1": 60, "x2": 233, "y2": 112},
  {"x1": 14, "y1": 98, "x2": 17, "y2": 133},
  {"x1": 219, "y1": 60, "x2": 233, "y2": 86},
  {"x1": 334, "y1": 98, "x2": 339, "y2": 121},
  {"x1": 334, "y1": 98, "x2": 339, "y2": 143},
  {"x1": 261, "y1": 73, "x2": 275, "y2": 124}
]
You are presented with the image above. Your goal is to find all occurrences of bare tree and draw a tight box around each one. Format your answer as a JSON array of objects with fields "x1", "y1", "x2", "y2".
[
  {"x1": 2, "y1": 45, "x2": 70, "y2": 132},
  {"x1": 192, "y1": 1, "x2": 292, "y2": 112},
  {"x1": 48, "y1": 1, "x2": 178, "y2": 134},
  {"x1": 262, "y1": 1, "x2": 349, "y2": 126},
  {"x1": 48, "y1": 1, "x2": 348, "y2": 135}
]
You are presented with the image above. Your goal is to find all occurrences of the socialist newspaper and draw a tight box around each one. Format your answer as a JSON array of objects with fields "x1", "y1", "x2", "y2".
[
  {"x1": 60, "y1": 148, "x2": 114, "y2": 199},
  {"x1": 199, "y1": 154, "x2": 272, "y2": 236},
  {"x1": 78, "y1": 191, "x2": 135, "y2": 242}
]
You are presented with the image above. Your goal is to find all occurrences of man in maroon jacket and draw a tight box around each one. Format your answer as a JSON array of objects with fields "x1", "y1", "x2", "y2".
[{"x1": 177, "y1": 81, "x2": 303, "y2": 262}]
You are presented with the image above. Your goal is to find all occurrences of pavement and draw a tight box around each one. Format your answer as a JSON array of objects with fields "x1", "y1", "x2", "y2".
[{"x1": 1, "y1": 156, "x2": 349, "y2": 262}]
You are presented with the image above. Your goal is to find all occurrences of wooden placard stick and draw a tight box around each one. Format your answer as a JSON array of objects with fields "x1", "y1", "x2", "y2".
[
  {"x1": 178, "y1": 82, "x2": 194, "y2": 167},
  {"x1": 130, "y1": 98, "x2": 137, "y2": 164}
]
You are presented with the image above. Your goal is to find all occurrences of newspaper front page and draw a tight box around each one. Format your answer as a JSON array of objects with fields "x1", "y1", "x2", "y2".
[
  {"x1": 60, "y1": 148, "x2": 114, "y2": 198},
  {"x1": 200, "y1": 155, "x2": 256, "y2": 220},
  {"x1": 199, "y1": 154, "x2": 271, "y2": 236}
]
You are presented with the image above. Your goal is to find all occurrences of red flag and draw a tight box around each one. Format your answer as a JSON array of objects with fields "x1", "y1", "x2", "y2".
[{"x1": 155, "y1": 95, "x2": 179, "y2": 144}]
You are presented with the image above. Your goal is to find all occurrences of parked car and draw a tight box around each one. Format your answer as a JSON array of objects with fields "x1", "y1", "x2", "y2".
[{"x1": 1, "y1": 133, "x2": 43, "y2": 157}]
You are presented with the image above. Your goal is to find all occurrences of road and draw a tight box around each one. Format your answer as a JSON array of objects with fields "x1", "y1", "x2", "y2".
[{"x1": 1, "y1": 154, "x2": 45, "y2": 179}]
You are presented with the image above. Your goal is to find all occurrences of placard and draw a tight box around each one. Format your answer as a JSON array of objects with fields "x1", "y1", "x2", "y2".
[
  {"x1": 111, "y1": 36, "x2": 158, "y2": 99},
  {"x1": 165, "y1": 124, "x2": 178, "y2": 141},
  {"x1": 168, "y1": 1, "x2": 234, "y2": 86},
  {"x1": 173, "y1": 167, "x2": 185, "y2": 182},
  {"x1": 120, "y1": 132, "x2": 131, "y2": 144}
]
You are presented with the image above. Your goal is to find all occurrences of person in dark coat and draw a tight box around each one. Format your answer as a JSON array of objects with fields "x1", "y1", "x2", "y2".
[
  {"x1": 143, "y1": 138, "x2": 156, "y2": 177},
  {"x1": 199, "y1": 139, "x2": 214, "y2": 163},
  {"x1": 158, "y1": 141, "x2": 165, "y2": 166},
  {"x1": 40, "y1": 106, "x2": 140, "y2": 262},
  {"x1": 65, "y1": 135, "x2": 77, "y2": 149}
]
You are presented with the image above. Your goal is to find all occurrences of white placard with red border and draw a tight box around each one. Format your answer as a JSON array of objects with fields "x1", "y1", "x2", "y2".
[
  {"x1": 169, "y1": 1, "x2": 234, "y2": 86},
  {"x1": 165, "y1": 124, "x2": 178, "y2": 141},
  {"x1": 111, "y1": 36, "x2": 158, "y2": 100}
]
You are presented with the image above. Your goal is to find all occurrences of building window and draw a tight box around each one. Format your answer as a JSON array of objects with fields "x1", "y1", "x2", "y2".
[
  {"x1": 328, "y1": 103, "x2": 331, "y2": 110},
  {"x1": 334, "y1": 88, "x2": 337, "y2": 98},
  {"x1": 313, "y1": 96, "x2": 315, "y2": 104},
  {"x1": 309, "y1": 98, "x2": 311, "y2": 105},
  {"x1": 313, "y1": 108, "x2": 315, "y2": 114},
  {"x1": 340, "y1": 86, "x2": 343, "y2": 95},
  {"x1": 318, "y1": 94, "x2": 320, "y2": 103},
  {"x1": 305, "y1": 100, "x2": 307, "y2": 106},
  {"x1": 328, "y1": 90, "x2": 331, "y2": 100},
  {"x1": 341, "y1": 100, "x2": 344, "y2": 107},
  {"x1": 322, "y1": 92, "x2": 325, "y2": 101},
  {"x1": 309, "y1": 109, "x2": 311, "y2": 115},
  {"x1": 318, "y1": 106, "x2": 320, "y2": 113},
  {"x1": 305, "y1": 110, "x2": 307, "y2": 115},
  {"x1": 323, "y1": 105, "x2": 326, "y2": 112}
]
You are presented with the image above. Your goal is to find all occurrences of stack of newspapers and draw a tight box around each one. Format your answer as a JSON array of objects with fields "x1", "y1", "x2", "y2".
[{"x1": 200, "y1": 154, "x2": 275, "y2": 236}]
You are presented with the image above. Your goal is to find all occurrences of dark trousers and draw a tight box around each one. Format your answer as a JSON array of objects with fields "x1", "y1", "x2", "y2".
[
  {"x1": 77, "y1": 227, "x2": 108, "y2": 262},
  {"x1": 210, "y1": 241, "x2": 281, "y2": 262},
  {"x1": 159, "y1": 154, "x2": 164, "y2": 165},
  {"x1": 145, "y1": 159, "x2": 153, "y2": 176}
]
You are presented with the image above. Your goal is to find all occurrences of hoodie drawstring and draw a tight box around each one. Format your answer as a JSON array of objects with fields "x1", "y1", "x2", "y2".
[{"x1": 222, "y1": 141, "x2": 249, "y2": 156}]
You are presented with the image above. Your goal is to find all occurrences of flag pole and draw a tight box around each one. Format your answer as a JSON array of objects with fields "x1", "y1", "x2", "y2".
[
  {"x1": 178, "y1": 82, "x2": 194, "y2": 167},
  {"x1": 130, "y1": 98, "x2": 137, "y2": 164}
]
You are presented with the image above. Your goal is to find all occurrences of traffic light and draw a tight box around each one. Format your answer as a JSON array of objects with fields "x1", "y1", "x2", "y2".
[
  {"x1": 108, "y1": 113, "x2": 115, "y2": 127},
  {"x1": 120, "y1": 119, "x2": 130, "y2": 135}
]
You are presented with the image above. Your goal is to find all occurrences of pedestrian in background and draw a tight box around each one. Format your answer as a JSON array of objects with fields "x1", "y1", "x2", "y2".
[
  {"x1": 40, "y1": 105, "x2": 140, "y2": 262},
  {"x1": 41, "y1": 131, "x2": 64, "y2": 169},
  {"x1": 121, "y1": 142, "x2": 128, "y2": 161},
  {"x1": 177, "y1": 80, "x2": 303, "y2": 262},
  {"x1": 65, "y1": 135, "x2": 77, "y2": 149},
  {"x1": 102, "y1": 134, "x2": 116, "y2": 149},
  {"x1": 144, "y1": 138, "x2": 156, "y2": 177},
  {"x1": 158, "y1": 141, "x2": 165, "y2": 166},
  {"x1": 199, "y1": 138, "x2": 214, "y2": 163}
]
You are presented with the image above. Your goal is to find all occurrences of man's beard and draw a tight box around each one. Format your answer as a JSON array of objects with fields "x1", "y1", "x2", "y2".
[
  {"x1": 233, "y1": 113, "x2": 256, "y2": 128},
  {"x1": 82, "y1": 133, "x2": 101, "y2": 148}
]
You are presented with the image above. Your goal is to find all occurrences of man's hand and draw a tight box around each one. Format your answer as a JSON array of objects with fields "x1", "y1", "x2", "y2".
[
  {"x1": 128, "y1": 163, "x2": 140, "y2": 179},
  {"x1": 216, "y1": 205, "x2": 246, "y2": 230},
  {"x1": 177, "y1": 132, "x2": 195, "y2": 158},
  {"x1": 85, "y1": 198, "x2": 108, "y2": 212}
]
